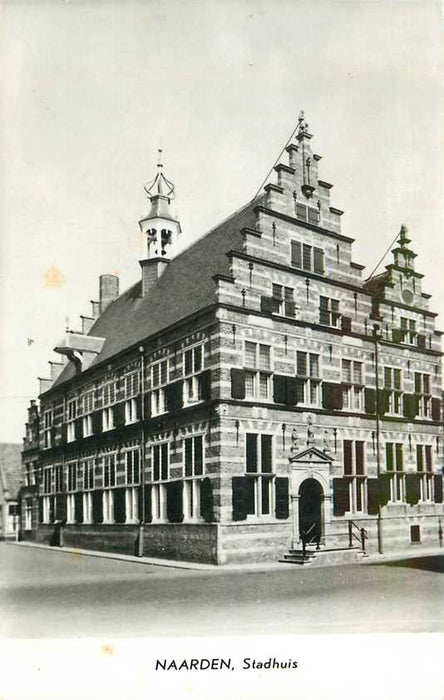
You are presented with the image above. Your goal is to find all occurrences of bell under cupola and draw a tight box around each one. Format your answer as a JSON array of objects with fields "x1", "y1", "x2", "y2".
[{"x1": 138, "y1": 151, "x2": 181, "y2": 296}]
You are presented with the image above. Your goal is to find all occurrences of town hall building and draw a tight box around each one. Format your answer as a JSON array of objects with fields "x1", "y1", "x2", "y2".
[{"x1": 20, "y1": 114, "x2": 443, "y2": 564}]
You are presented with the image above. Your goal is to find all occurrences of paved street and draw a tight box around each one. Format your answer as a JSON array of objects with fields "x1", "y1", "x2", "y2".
[{"x1": 1, "y1": 542, "x2": 443, "y2": 638}]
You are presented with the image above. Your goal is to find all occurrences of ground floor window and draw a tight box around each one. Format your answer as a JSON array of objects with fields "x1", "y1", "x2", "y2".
[
  {"x1": 125, "y1": 487, "x2": 139, "y2": 523},
  {"x1": 43, "y1": 496, "x2": 51, "y2": 523},
  {"x1": 390, "y1": 473, "x2": 405, "y2": 503},
  {"x1": 183, "y1": 479, "x2": 202, "y2": 520},
  {"x1": 348, "y1": 477, "x2": 366, "y2": 513},
  {"x1": 420, "y1": 474, "x2": 434, "y2": 502},
  {"x1": 24, "y1": 499, "x2": 32, "y2": 530},
  {"x1": 102, "y1": 490, "x2": 114, "y2": 523},
  {"x1": 66, "y1": 494, "x2": 75, "y2": 523},
  {"x1": 151, "y1": 483, "x2": 167, "y2": 521},
  {"x1": 83, "y1": 492, "x2": 93, "y2": 523}
]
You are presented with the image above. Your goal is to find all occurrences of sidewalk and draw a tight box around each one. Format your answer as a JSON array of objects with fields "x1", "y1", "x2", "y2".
[{"x1": 6, "y1": 538, "x2": 443, "y2": 574}]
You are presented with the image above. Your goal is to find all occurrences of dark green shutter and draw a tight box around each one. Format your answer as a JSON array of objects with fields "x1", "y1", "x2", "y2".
[
  {"x1": 246, "y1": 433, "x2": 257, "y2": 472},
  {"x1": 333, "y1": 478, "x2": 350, "y2": 516},
  {"x1": 343, "y1": 440, "x2": 353, "y2": 475},
  {"x1": 92, "y1": 490, "x2": 103, "y2": 523},
  {"x1": 392, "y1": 328, "x2": 404, "y2": 343},
  {"x1": 322, "y1": 383, "x2": 343, "y2": 410},
  {"x1": 198, "y1": 370, "x2": 212, "y2": 401},
  {"x1": 417, "y1": 334, "x2": 426, "y2": 349},
  {"x1": 386, "y1": 443, "x2": 394, "y2": 470},
  {"x1": 341, "y1": 316, "x2": 352, "y2": 333},
  {"x1": 261, "y1": 296, "x2": 275, "y2": 314},
  {"x1": 273, "y1": 375, "x2": 287, "y2": 403},
  {"x1": 74, "y1": 492, "x2": 83, "y2": 523},
  {"x1": 38, "y1": 497, "x2": 44, "y2": 523},
  {"x1": 403, "y1": 394, "x2": 417, "y2": 420},
  {"x1": 49, "y1": 496, "x2": 55, "y2": 523},
  {"x1": 432, "y1": 398, "x2": 441, "y2": 422},
  {"x1": 275, "y1": 477, "x2": 289, "y2": 519},
  {"x1": 313, "y1": 248, "x2": 324, "y2": 274},
  {"x1": 378, "y1": 389, "x2": 390, "y2": 416},
  {"x1": 113, "y1": 402, "x2": 125, "y2": 427},
  {"x1": 232, "y1": 476, "x2": 248, "y2": 521},
  {"x1": 405, "y1": 474, "x2": 420, "y2": 506},
  {"x1": 291, "y1": 241, "x2": 302, "y2": 268},
  {"x1": 367, "y1": 479, "x2": 380, "y2": 515},
  {"x1": 284, "y1": 300, "x2": 296, "y2": 317},
  {"x1": 114, "y1": 488, "x2": 126, "y2": 523},
  {"x1": 61, "y1": 424, "x2": 68, "y2": 444},
  {"x1": 379, "y1": 475, "x2": 391, "y2": 506},
  {"x1": 92, "y1": 411, "x2": 103, "y2": 435},
  {"x1": 231, "y1": 368, "x2": 246, "y2": 399},
  {"x1": 285, "y1": 377, "x2": 299, "y2": 405},
  {"x1": 74, "y1": 418, "x2": 83, "y2": 441},
  {"x1": 200, "y1": 477, "x2": 214, "y2": 523},
  {"x1": 434, "y1": 474, "x2": 443, "y2": 504},
  {"x1": 144, "y1": 484, "x2": 152, "y2": 523},
  {"x1": 165, "y1": 381, "x2": 183, "y2": 412},
  {"x1": 166, "y1": 481, "x2": 184, "y2": 523},
  {"x1": 261, "y1": 435, "x2": 272, "y2": 473},
  {"x1": 143, "y1": 394, "x2": 151, "y2": 419}
]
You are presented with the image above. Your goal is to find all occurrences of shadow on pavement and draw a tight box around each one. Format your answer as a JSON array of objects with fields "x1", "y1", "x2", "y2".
[{"x1": 372, "y1": 555, "x2": 444, "y2": 573}]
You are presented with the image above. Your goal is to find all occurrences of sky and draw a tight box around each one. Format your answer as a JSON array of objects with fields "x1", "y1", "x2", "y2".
[{"x1": 1, "y1": 0, "x2": 443, "y2": 443}]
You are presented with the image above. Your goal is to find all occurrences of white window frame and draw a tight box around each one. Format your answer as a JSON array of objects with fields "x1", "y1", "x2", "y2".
[
  {"x1": 102, "y1": 406, "x2": 114, "y2": 431},
  {"x1": 125, "y1": 398, "x2": 138, "y2": 424},
  {"x1": 125, "y1": 487, "x2": 139, "y2": 523},
  {"x1": 102, "y1": 489, "x2": 114, "y2": 524}
]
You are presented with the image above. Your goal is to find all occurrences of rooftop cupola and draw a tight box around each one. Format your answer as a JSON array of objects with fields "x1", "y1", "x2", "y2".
[{"x1": 138, "y1": 150, "x2": 181, "y2": 259}]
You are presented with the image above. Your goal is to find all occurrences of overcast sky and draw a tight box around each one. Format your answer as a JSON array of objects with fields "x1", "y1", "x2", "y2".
[{"x1": 1, "y1": 0, "x2": 443, "y2": 443}]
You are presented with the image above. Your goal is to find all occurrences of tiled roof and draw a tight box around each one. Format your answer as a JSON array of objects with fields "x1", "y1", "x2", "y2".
[
  {"x1": 51, "y1": 198, "x2": 260, "y2": 391},
  {"x1": 0, "y1": 444, "x2": 23, "y2": 500}
]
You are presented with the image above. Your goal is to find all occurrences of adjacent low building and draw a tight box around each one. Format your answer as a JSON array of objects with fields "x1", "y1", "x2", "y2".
[
  {"x1": 0, "y1": 443, "x2": 23, "y2": 539},
  {"x1": 20, "y1": 115, "x2": 443, "y2": 564}
]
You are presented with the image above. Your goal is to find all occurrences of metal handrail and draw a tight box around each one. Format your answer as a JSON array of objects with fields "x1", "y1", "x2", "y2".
[{"x1": 348, "y1": 520, "x2": 368, "y2": 553}]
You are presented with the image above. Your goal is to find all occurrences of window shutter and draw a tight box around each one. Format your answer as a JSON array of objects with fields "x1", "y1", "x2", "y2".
[
  {"x1": 333, "y1": 478, "x2": 350, "y2": 516},
  {"x1": 55, "y1": 494, "x2": 67, "y2": 522},
  {"x1": 416, "y1": 334, "x2": 426, "y2": 349},
  {"x1": 275, "y1": 477, "x2": 289, "y2": 519},
  {"x1": 403, "y1": 393, "x2": 418, "y2": 420},
  {"x1": 200, "y1": 477, "x2": 214, "y2": 523},
  {"x1": 246, "y1": 433, "x2": 258, "y2": 472},
  {"x1": 405, "y1": 474, "x2": 420, "y2": 506},
  {"x1": 92, "y1": 411, "x2": 103, "y2": 435},
  {"x1": 74, "y1": 418, "x2": 83, "y2": 441},
  {"x1": 232, "y1": 476, "x2": 249, "y2": 521},
  {"x1": 322, "y1": 382, "x2": 343, "y2": 410},
  {"x1": 231, "y1": 368, "x2": 246, "y2": 399},
  {"x1": 198, "y1": 370, "x2": 212, "y2": 401},
  {"x1": 291, "y1": 241, "x2": 302, "y2": 268},
  {"x1": 364, "y1": 388, "x2": 376, "y2": 414},
  {"x1": 113, "y1": 488, "x2": 126, "y2": 523},
  {"x1": 356, "y1": 442, "x2": 364, "y2": 475},
  {"x1": 313, "y1": 248, "x2": 324, "y2": 274},
  {"x1": 166, "y1": 481, "x2": 184, "y2": 523},
  {"x1": 143, "y1": 394, "x2": 151, "y2": 419},
  {"x1": 343, "y1": 441, "x2": 353, "y2": 475},
  {"x1": 285, "y1": 377, "x2": 299, "y2": 405},
  {"x1": 144, "y1": 484, "x2": 152, "y2": 523},
  {"x1": 165, "y1": 381, "x2": 183, "y2": 412},
  {"x1": 386, "y1": 443, "x2": 394, "y2": 470},
  {"x1": 341, "y1": 316, "x2": 352, "y2": 333},
  {"x1": 38, "y1": 497, "x2": 44, "y2": 523},
  {"x1": 378, "y1": 389, "x2": 390, "y2": 416},
  {"x1": 432, "y1": 398, "x2": 441, "y2": 422},
  {"x1": 92, "y1": 490, "x2": 103, "y2": 523},
  {"x1": 261, "y1": 296, "x2": 275, "y2": 314},
  {"x1": 367, "y1": 479, "x2": 380, "y2": 516},
  {"x1": 392, "y1": 329, "x2": 404, "y2": 343},
  {"x1": 434, "y1": 475, "x2": 443, "y2": 504},
  {"x1": 261, "y1": 435, "x2": 272, "y2": 473},
  {"x1": 61, "y1": 424, "x2": 68, "y2": 444},
  {"x1": 113, "y1": 402, "x2": 125, "y2": 427},
  {"x1": 74, "y1": 492, "x2": 83, "y2": 524},
  {"x1": 379, "y1": 475, "x2": 391, "y2": 506},
  {"x1": 49, "y1": 496, "x2": 55, "y2": 523},
  {"x1": 273, "y1": 375, "x2": 288, "y2": 404}
]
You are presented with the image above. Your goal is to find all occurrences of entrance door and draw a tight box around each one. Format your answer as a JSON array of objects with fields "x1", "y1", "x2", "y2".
[{"x1": 299, "y1": 478, "x2": 323, "y2": 545}]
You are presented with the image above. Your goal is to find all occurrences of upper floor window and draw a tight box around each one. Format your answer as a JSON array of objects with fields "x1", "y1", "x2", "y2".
[
  {"x1": 124, "y1": 372, "x2": 140, "y2": 399},
  {"x1": 102, "y1": 406, "x2": 114, "y2": 431},
  {"x1": 82, "y1": 458, "x2": 95, "y2": 491},
  {"x1": 79, "y1": 390, "x2": 95, "y2": 416},
  {"x1": 415, "y1": 372, "x2": 431, "y2": 418},
  {"x1": 400, "y1": 317, "x2": 417, "y2": 345},
  {"x1": 43, "y1": 466, "x2": 52, "y2": 494},
  {"x1": 294, "y1": 203, "x2": 320, "y2": 226},
  {"x1": 386, "y1": 442, "x2": 404, "y2": 502},
  {"x1": 416, "y1": 444, "x2": 434, "y2": 502},
  {"x1": 384, "y1": 367, "x2": 402, "y2": 415},
  {"x1": 102, "y1": 454, "x2": 116, "y2": 488},
  {"x1": 54, "y1": 464, "x2": 64, "y2": 493},
  {"x1": 342, "y1": 360, "x2": 363, "y2": 411},
  {"x1": 319, "y1": 296, "x2": 340, "y2": 328},
  {"x1": 66, "y1": 463, "x2": 77, "y2": 492},
  {"x1": 152, "y1": 443, "x2": 169, "y2": 481},
  {"x1": 291, "y1": 241, "x2": 324, "y2": 274},
  {"x1": 184, "y1": 435, "x2": 204, "y2": 477},
  {"x1": 101, "y1": 381, "x2": 116, "y2": 407},
  {"x1": 182, "y1": 344, "x2": 204, "y2": 405},
  {"x1": 271, "y1": 284, "x2": 296, "y2": 318},
  {"x1": 66, "y1": 398, "x2": 77, "y2": 442},
  {"x1": 151, "y1": 359, "x2": 169, "y2": 389},
  {"x1": 343, "y1": 440, "x2": 366, "y2": 512},
  {"x1": 296, "y1": 352, "x2": 320, "y2": 405},
  {"x1": 244, "y1": 342, "x2": 272, "y2": 401},
  {"x1": 125, "y1": 450, "x2": 140, "y2": 485},
  {"x1": 43, "y1": 410, "x2": 53, "y2": 448}
]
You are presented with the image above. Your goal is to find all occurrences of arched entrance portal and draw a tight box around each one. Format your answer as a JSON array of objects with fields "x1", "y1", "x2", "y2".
[{"x1": 298, "y1": 478, "x2": 323, "y2": 545}]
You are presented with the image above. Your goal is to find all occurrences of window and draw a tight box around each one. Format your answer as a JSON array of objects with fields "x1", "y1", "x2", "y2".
[
  {"x1": 82, "y1": 458, "x2": 95, "y2": 491},
  {"x1": 102, "y1": 454, "x2": 116, "y2": 488},
  {"x1": 244, "y1": 342, "x2": 272, "y2": 400},
  {"x1": 25, "y1": 461, "x2": 37, "y2": 487},
  {"x1": 151, "y1": 358, "x2": 168, "y2": 415},
  {"x1": 125, "y1": 450, "x2": 140, "y2": 485},
  {"x1": 66, "y1": 399, "x2": 77, "y2": 442},
  {"x1": 24, "y1": 500, "x2": 32, "y2": 530},
  {"x1": 125, "y1": 487, "x2": 139, "y2": 523},
  {"x1": 125, "y1": 398, "x2": 138, "y2": 424},
  {"x1": 291, "y1": 241, "x2": 324, "y2": 274},
  {"x1": 386, "y1": 442, "x2": 404, "y2": 502},
  {"x1": 400, "y1": 317, "x2": 417, "y2": 345},
  {"x1": 83, "y1": 414, "x2": 93, "y2": 437},
  {"x1": 43, "y1": 410, "x2": 53, "y2": 448},
  {"x1": 245, "y1": 433, "x2": 274, "y2": 517},
  {"x1": 151, "y1": 443, "x2": 169, "y2": 521},
  {"x1": 295, "y1": 352, "x2": 320, "y2": 405},
  {"x1": 79, "y1": 389, "x2": 95, "y2": 416},
  {"x1": 43, "y1": 467, "x2": 52, "y2": 494},
  {"x1": 102, "y1": 490, "x2": 114, "y2": 523},
  {"x1": 343, "y1": 440, "x2": 366, "y2": 512},
  {"x1": 319, "y1": 296, "x2": 340, "y2": 327},
  {"x1": 102, "y1": 406, "x2": 114, "y2": 431},
  {"x1": 66, "y1": 494, "x2": 75, "y2": 524},
  {"x1": 183, "y1": 435, "x2": 204, "y2": 520},
  {"x1": 83, "y1": 492, "x2": 93, "y2": 524},
  {"x1": 384, "y1": 367, "x2": 403, "y2": 415},
  {"x1": 54, "y1": 464, "x2": 64, "y2": 493},
  {"x1": 124, "y1": 371, "x2": 139, "y2": 399},
  {"x1": 182, "y1": 344, "x2": 204, "y2": 405},
  {"x1": 101, "y1": 381, "x2": 116, "y2": 407},
  {"x1": 415, "y1": 373, "x2": 431, "y2": 418},
  {"x1": 66, "y1": 462, "x2": 77, "y2": 492},
  {"x1": 416, "y1": 444, "x2": 434, "y2": 501},
  {"x1": 271, "y1": 285, "x2": 296, "y2": 317},
  {"x1": 342, "y1": 360, "x2": 363, "y2": 411}
]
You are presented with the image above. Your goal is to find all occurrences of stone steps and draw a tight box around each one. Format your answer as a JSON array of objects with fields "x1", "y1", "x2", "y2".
[{"x1": 280, "y1": 545, "x2": 367, "y2": 567}]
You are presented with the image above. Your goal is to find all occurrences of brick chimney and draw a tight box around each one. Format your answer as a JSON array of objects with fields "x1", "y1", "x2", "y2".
[{"x1": 99, "y1": 274, "x2": 119, "y2": 314}]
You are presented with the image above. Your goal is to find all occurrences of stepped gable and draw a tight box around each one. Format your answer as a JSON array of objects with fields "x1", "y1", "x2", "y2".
[{"x1": 50, "y1": 197, "x2": 260, "y2": 391}]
